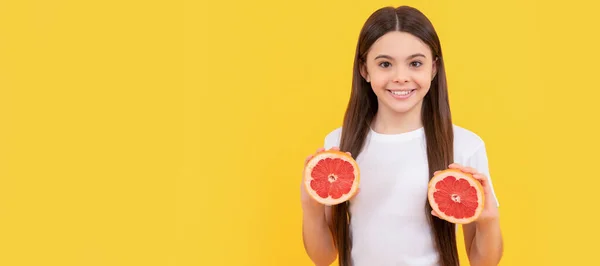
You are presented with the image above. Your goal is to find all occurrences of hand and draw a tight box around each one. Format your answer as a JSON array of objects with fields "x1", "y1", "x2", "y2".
[
  {"x1": 300, "y1": 146, "x2": 359, "y2": 212},
  {"x1": 430, "y1": 163, "x2": 499, "y2": 224}
]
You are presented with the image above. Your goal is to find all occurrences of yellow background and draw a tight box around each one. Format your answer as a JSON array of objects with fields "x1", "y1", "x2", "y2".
[{"x1": 1, "y1": 0, "x2": 599, "y2": 265}]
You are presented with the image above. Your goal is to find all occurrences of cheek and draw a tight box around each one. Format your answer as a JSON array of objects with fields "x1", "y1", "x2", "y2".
[
  {"x1": 369, "y1": 73, "x2": 391, "y2": 90},
  {"x1": 371, "y1": 80, "x2": 387, "y2": 91},
  {"x1": 415, "y1": 72, "x2": 433, "y2": 89}
]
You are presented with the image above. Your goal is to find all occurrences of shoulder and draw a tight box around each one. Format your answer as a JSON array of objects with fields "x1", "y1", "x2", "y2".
[
  {"x1": 323, "y1": 126, "x2": 342, "y2": 149},
  {"x1": 452, "y1": 124, "x2": 486, "y2": 159}
]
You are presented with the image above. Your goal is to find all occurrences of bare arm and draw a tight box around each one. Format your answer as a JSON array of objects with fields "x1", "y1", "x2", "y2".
[
  {"x1": 463, "y1": 218, "x2": 503, "y2": 266},
  {"x1": 302, "y1": 205, "x2": 337, "y2": 266},
  {"x1": 301, "y1": 147, "x2": 348, "y2": 265},
  {"x1": 440, "y1": 163, "x2": 503, "y2": 266}
]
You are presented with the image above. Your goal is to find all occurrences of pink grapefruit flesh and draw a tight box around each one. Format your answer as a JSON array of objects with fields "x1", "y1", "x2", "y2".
[
  {"x1": 304, "y1": 150, "x2": 360, "y2": 206},
  {"x1": 427, "y1": 169, "x2": 484, "y2": 224}
]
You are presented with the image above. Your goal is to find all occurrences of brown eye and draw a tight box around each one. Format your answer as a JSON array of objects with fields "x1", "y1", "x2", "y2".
[
  {"x1": 410, "y1": 61, "x2": 423, "y2": 67},
  {"x1": 379, "y1": 62, "x2": 391, "y2": 68}
]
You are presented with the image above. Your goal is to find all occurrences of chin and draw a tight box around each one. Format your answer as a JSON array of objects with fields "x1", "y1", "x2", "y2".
[
  {"x1": 388, "y1": 104, "x2": 420, "y2": 114},
  {"x1": 380, "y1": 98, "x2": 424, "y2": 114}
]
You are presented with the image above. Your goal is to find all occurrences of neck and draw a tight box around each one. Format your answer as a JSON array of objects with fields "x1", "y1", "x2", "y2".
[{"x1": 371, "y1": 103, "x2": 423, "y2": 134}]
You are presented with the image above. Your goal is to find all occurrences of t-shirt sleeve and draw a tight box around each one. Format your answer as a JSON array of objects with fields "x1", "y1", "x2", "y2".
[
  {"x1": 465, "y1": 143, "x2": 500, "y2": 207},
  {"x1": 323, "y1": 127, "x2": 342, "y2": 150}
]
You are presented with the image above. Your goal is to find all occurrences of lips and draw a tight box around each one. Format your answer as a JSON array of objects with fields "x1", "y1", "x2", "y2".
[
  {"x1": 389, "y1": 89, "x2": 415, "y2": 96},
  {"x1": 387, "y1": 89, "x2": 416, "y2": 99}
]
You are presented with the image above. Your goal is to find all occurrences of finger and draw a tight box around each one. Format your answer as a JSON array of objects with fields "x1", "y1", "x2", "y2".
[
  {"x1": 330, "y1": 146, "x2": 340, "y2": 151},
  {"x1": 433, "y1": 170, "x2": 441, "y2": 176},
  {"x1": 448, "y1": 163, "x2": 462, "y2": 169},
  {"x1": 304, "y1": 155, "x2": 314, "y2": 165},
  {"x1": 431, "y1": 210, "x2": 439, "y2": 218},
  {"x1": 448, "y1": 164, "x2": 468, "y2": 176},
  {"x1": 448, "y1": 163, "x2": 477, "y2": 175},
  {"x1": 316, "y1": 147, "x2": 325, "y2": 153},
  {"x1": 472, "y1": 173, "x2": 486, "y2": 180},
  {"x1": 462, "y1": 166, "x2": 478, "y2": 175},
  {"x1": 346, "y1": 152, "x2": 352, "y2": 156},
  {"x1": 472, "y1": 174, "x2": 488, "y2": 186},
  {"x1": 472, "y1": 174, "x2": 494, "y2": 197}
]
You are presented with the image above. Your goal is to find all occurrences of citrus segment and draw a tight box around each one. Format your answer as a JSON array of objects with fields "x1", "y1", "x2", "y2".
[
  {"x1": 304, "y1": 150, "x2": 360, "y2": 206},
  {"x1": 427, "y1": 169, "x2": 484, "y2": 224}
]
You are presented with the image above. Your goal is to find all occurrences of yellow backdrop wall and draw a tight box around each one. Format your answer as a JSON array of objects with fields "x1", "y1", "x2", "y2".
[{"x1": 1, "y1": 0, "x2": 599, "y2": 265}]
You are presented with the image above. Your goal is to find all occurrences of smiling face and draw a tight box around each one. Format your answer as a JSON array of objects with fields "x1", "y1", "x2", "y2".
[{"x1": 360, "y1": 31, "x2": 438, "y2": 116}]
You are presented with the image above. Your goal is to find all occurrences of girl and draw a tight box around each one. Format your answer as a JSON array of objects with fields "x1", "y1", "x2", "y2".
[{"x1": 300, "y1": 5, "x2": 503, "y2": 266}]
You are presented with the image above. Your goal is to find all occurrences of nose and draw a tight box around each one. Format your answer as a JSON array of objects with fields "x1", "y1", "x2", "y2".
[{"x1": 392, "y1": 69, "x2": 409, "y2": 83}]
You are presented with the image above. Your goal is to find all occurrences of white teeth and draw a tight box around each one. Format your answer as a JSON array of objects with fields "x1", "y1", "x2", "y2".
[{"x1": 391, "y1": 90, "x2": 413, "y2": 96}]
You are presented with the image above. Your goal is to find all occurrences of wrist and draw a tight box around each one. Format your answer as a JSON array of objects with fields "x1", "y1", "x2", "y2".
[
  {"x1": 302, "y1": 202, "x2": 325, "y2": 217},
  {"x1": 475, "y1": 216, "x2": 500, "y2": 228}
]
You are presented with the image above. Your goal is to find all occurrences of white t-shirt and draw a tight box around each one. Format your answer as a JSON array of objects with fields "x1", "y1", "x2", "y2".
[{"x1": 323, "y1": 124, "x2": 500, "y2": 266}]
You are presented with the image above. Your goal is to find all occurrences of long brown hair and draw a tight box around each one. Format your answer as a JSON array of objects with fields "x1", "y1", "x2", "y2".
[{"x1": 332, "y1": 6, "x2": 457, "y2": 266}]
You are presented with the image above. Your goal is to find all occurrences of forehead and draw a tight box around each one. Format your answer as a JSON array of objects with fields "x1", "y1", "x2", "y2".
[{"x1": 367, "y1": 31, "x2": 432, "y2": 59}]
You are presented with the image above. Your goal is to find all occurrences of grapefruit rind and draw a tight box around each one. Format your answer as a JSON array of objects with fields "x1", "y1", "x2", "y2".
[
  {"x1": 427, "y1": 169, "x2": 485, "y2": 224},
  {"x1": 303, "y1": 150, "x2": 360, "y2": 206}
]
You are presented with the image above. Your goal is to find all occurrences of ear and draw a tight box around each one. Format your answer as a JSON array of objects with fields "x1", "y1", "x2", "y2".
[{"x1": 359, "y1": 63, "x2": 370, "y2": 83}]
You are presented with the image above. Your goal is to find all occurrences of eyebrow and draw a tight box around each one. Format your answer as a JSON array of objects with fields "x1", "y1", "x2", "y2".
[{"x1": 374, "y1": 53, "x2": 427, "y2": 60}]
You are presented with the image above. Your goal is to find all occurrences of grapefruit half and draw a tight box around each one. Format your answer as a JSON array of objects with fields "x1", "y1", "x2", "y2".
[
  {"x1": 303, "y1": 150, "x2": 360, "y2": 206},
  {"x1": 427, "y1": 169, "x2": 484, "y2": 224}
]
